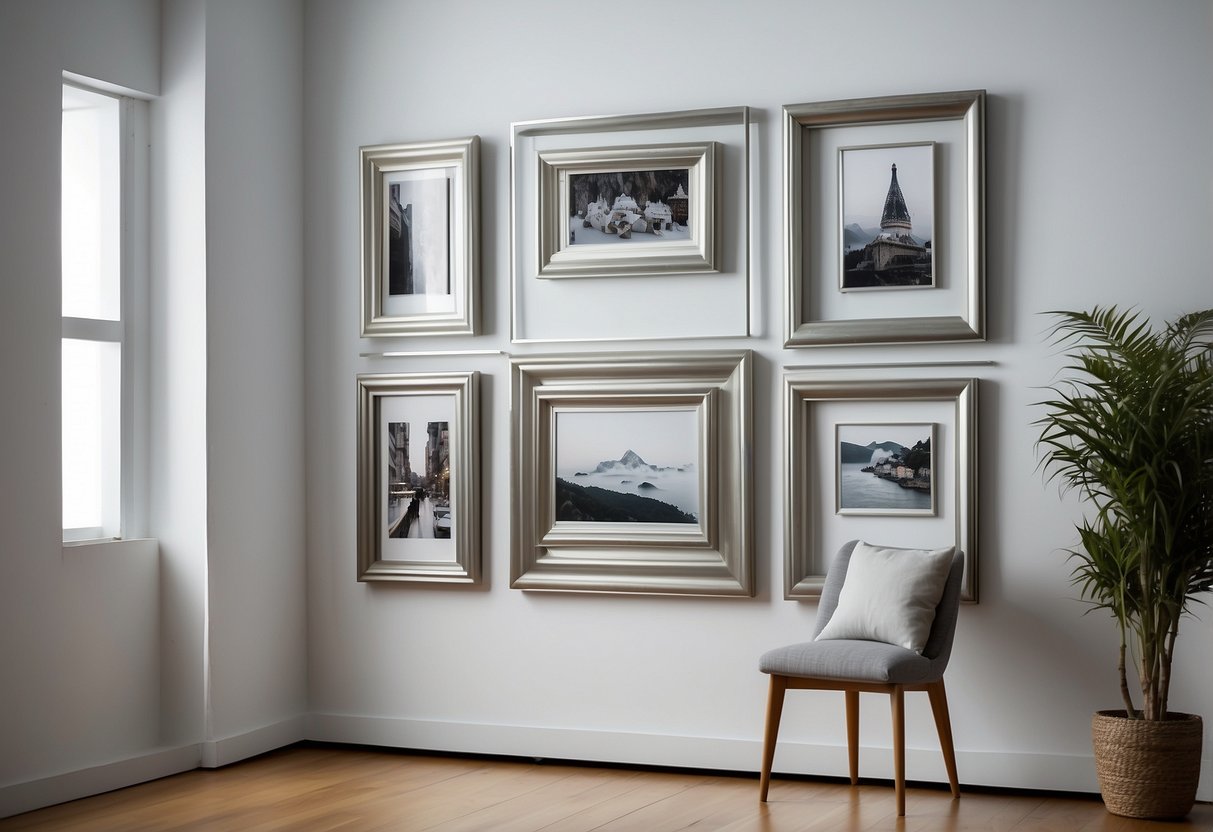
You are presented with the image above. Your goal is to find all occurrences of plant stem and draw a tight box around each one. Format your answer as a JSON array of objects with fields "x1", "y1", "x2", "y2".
[
  {"x1": 1118, "y1": 639, "x2": 1138, "y2": 718},
  {"x1": 1160, "y1": 612, "x2": 1179, "y2": 720}
]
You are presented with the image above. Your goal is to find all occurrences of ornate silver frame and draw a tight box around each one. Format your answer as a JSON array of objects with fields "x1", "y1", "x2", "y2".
[
  {"x1": 356, "y1": 371, "x2": 481, "y2": 583},
  {"x1": 785, "y1": 374, "x2": 978, "y2": 601},
  {"x1": 360, "y1": 137, "x2": 479, "y2": 337},
  {"x1": 511, "y1": 351, "x2": 753, "y2": 596},
  {"x1": 511, "y1": 106, "x2": 752, "y2": 343},
  {"x1": 784, "y1": 90, "x2": 985, "y2": 346},
  {"x1": 536, "y1": 141, "x2": 718, "y2": 279}
]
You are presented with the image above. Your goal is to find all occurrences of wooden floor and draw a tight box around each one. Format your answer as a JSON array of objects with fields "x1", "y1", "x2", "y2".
[{"x1": 2, "y1": 745, "x2": 1210, "y2": 831}]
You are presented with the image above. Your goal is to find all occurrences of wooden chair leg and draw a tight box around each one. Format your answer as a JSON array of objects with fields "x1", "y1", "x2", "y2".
[
  {"x1": 890, "y1": 686, "x2": 905, "y2": 817},
  {"x1": 927, "y1": 679, "x2": 961, "y2": 799},
  {"x1": 759, "y1": 675, "x2": 787, "y2": 802},
  {"x1": 845, "y1": 690, "x2": 860, "y2": 785}
]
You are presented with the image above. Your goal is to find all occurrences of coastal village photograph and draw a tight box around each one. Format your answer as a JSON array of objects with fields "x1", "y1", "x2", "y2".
[
  {"x1": 836, "y1": 423, "x2": 934, "y2": 515},
  {"x1": 568, "y1": 169, "x2": 691, "y2": 246},
  {"x1": 840, "y1": 143, "x2": 934, "y2": 290}
]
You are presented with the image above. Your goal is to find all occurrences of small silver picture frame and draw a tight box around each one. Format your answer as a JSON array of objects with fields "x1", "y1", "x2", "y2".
[
  {"x1": 537, "y1": 141, "x2": 718, "y2": 279},
  {"x1": 357, "y1": 371, "x2": 481, "y2": 583},
  {"x1": 360, "y1": 137, "x2": 479, "y2": 337}
]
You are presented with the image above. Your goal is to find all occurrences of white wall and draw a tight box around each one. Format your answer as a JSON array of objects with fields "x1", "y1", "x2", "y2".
[
  {"x1": 302, "y1": 0, "x2": 1213, "y2": 798},
  {"x1": 0, "y1": 0, "x2": 169, "y2": 803},
  {"x1": 0, "y1": 0, "x2": 308, "y2": 815},
  {"x1": 151, "y1": 0, "x2": 310, "y2": 770},
  {"x1": 202, "y1": 0, "x2": 308, "y2": 763},
  {"x1": 152, "y1": 0, "x2": 209, "y2": 754}
]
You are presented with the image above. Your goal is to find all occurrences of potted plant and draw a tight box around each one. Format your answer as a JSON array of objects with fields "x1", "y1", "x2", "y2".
[{"x1": 1035, "y1": 306, "x2": 1213, "y2": 818}]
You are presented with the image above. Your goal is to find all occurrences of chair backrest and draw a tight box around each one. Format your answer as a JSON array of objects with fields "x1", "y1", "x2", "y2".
[{"x1": 812, "y1": 540, "x2": 966, "y2": 670}]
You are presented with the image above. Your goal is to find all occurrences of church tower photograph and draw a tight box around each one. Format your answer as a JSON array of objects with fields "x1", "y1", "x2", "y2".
[{"x1": 840, "y1": 142, "x2": 935, "y2": 289}]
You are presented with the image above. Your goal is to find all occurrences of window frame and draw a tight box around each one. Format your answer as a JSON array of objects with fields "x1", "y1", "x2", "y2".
[{"x1": 61, "y1": 78, "x2": 150, "y2": 544}]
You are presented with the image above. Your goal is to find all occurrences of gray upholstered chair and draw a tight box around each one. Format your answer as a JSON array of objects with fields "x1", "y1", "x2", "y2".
[{"x1": 758, "y1": 539, "x2": 964, "y2": 816}]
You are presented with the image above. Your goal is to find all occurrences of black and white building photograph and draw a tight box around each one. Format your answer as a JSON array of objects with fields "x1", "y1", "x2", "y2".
[{"x1": 386, "y1": 172, "x2": 450, "y2": 297}]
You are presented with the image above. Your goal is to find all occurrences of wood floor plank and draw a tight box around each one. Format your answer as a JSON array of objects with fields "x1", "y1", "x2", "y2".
[
  {"x1": 422, "y1": 767, "x2": 651, "y2": 832},
  {"x1": 2, "y1": 746, "x2": 1211, "y2": 831},
  {"x1": 590, "y1": 775, "x2": 766, "y2": 832},
  {"x1": 525, "y1": 769, "x2": 715, "y2": 832}
]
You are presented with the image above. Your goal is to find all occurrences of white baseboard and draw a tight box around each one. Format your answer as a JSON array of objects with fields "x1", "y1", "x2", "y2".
[
  {"x1": 1, "y1": 717, "x2": 306, "y2": 819},
  {"x1": 0, "y1": 744, "x2": 200, "y2": 820},
  {"x1": 200, "y1": 715, "x2": 306, "y2": 768},
  {"x1": 306, "y1": 713, "x2": 751, "y2": 772},
  {"x1": 5, "y1": 714, "x2": 1207, "y2": 820},
  {"x1": 306, "y1": 713, "x2": 1213, "y2": 801}
]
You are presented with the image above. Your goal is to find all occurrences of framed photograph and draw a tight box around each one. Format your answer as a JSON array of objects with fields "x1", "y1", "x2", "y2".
[
  {"x1": 360, "y1": 137, "x2": 479, "y2": 337},
  {"x1": 537, "y1": 142, "x2": 717, "y2": 279},
  {"x1": 785, "y1": 375, "x2": 977, "y2": 601},
  {"x1": 839, "y1": 142, "x2": 935, "y2": 291},
  {"x1": 784, "y1": 90, "x2": 985, "y2": 346},
  {"x1": 511, "y1": 107, "x2": 752, "y2": 342},
  {"x1": 835, "y1": 422, "x2": 936, "y2": 516},
  {"x1": 356, "y1": 372, "x2": 480, "y2": 583},
  {"x1": 511, "y1": 351, "x2": 753, "y2": 596}
]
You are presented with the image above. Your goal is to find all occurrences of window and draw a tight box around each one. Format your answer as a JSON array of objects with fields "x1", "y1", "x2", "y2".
[{"x1": 61, "y1": 81, "x2": 148, "y2": 542}]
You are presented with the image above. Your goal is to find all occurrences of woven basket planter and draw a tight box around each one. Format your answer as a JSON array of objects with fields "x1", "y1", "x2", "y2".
[{"x1": 1091, "y1": 710, "x2": 1203, "y2": 819}]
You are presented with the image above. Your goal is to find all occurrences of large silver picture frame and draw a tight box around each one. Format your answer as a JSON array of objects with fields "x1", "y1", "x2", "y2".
[
  {"x1": 360, "y1": 137, "x2": 479, "y2": 337},
  {"x1": 511, "y1": 351, "x2": 753, "y2": 596},
  {"x1": 511, "y1": 107, "x2": 752, "y2": 343},
  {"x1": 537, "y1": 141, "x2": 717, "y2": 279},
  {"x1": 784, "y1": 374, "x2": 978, "y2": 601},
  {"x1": 784, "y1": 90, "x2": 985, "y2": 346},
  {"x1": 357, "y1": 371, "x2": 481, "y2": 583}
]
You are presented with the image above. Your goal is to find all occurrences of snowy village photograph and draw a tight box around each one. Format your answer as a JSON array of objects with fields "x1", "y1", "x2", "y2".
[
  {"x1": 532, "y1": 139, "x2": 719, "y2": 282},
  {"x1": 839, "y1": 142, "x2": 935, "y2": 291},
  {"x1": 566, "y1": 168, "x2": 692, "y2": 247}
]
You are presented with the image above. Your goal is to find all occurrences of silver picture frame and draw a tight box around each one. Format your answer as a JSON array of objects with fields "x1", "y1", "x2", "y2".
[
  {"x1": 536, "y1": 141, "x2": 717, "y2": 279},
  {"x1": 357, "y1": 371, "x2": 481, "y2": 583},
  {"x1": 360, "y1": 137, "x2": 479, "y2": 337},
  {"x1": 784, "y1": 90, "x2": 985, "y2": 346},
  {"x1": 511, "y1": 106, "x2": 752, "y2": 343},
  {"x1": 785, "y1": 374, "x2": 978, "y2": 601},
  {"x1": 511, "y1": 351, "x2": 753, "y2": 596}
]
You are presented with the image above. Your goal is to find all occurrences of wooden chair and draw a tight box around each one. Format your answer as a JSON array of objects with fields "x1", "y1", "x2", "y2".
[{"x1": 758, "y1": 540, "x2": 964, "y2": 816}]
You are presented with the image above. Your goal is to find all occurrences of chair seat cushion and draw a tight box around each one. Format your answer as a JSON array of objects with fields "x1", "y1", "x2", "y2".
[{"x1": 759, "y1": 639, "x2": 940, "y2": 685}]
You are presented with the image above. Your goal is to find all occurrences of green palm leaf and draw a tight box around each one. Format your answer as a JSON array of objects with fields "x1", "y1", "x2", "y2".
[{"x1": 1034, "y1": 306, "x2": 1213, "y2": 720}]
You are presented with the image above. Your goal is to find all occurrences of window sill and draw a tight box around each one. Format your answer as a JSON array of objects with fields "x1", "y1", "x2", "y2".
[{"x1": 62, "y1": 537, "x2": 158, "y2": 557}]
